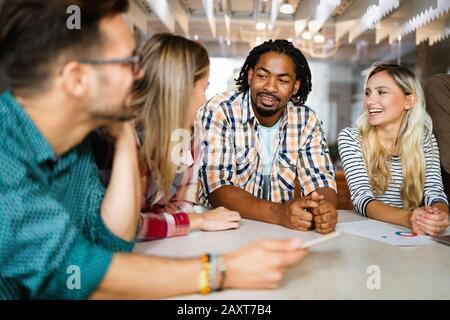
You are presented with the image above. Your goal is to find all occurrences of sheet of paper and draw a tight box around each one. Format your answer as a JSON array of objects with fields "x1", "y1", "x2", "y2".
[{"x1": 337, "y1": 220, "x2": 438, "y2": 246}]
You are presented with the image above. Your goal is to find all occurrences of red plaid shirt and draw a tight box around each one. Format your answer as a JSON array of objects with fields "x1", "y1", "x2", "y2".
[{"x1": 137, "y1": 142, "x2": 199, "y2": 241}]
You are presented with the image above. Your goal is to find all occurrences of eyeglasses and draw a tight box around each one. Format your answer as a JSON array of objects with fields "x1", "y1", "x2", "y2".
[{"x1": 79, "y1": 55, "x2": 141, "y2": 74}]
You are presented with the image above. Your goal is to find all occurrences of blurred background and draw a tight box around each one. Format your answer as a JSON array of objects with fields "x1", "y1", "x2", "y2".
[
  {"x1": 1, "y1": 0, "x2": 449, "y2": 144},
  {"x1": 125, "y1": 0, "x2": 450, "y2": 146}
]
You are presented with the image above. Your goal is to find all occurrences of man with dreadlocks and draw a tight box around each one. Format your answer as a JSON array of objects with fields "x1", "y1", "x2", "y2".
[{"x1": 198, "y1": 39, "x2": 338, "y2": 234}]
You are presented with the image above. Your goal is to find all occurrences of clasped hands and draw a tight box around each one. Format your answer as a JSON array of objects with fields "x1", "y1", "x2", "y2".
[
  {"x1": 280, "y1": 191, "x2": 337, "y2": 234},
  {"x1": 410, "y1": 206, "x2": 449, "y2": 236}
]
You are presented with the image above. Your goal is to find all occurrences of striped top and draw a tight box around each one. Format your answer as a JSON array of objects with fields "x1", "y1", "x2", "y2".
[
  {"x1": 338, "y1": 127, "x2": 448, "y2": 216},
  {"x1": 198, "y1": 90, "x2": 336, "y2": 206}
]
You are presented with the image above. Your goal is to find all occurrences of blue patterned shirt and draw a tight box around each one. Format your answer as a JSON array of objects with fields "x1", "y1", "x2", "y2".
[{"x1": 0, "y1": 91, "x2": 134, "y2": 299}]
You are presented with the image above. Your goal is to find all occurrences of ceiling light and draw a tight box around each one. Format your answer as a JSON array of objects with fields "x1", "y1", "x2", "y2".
[
  {"x1": 313, "y1": 34, "x2": 325, "y2": 43},
  {"x1": 256, "y1": 22, "x2": 266, "y2": 31},
  {"x1": 302, "y1": 31, "x2": 312, "y2": 40},
  {"x1": 280, "y1": 2, "x2": 294, "y2": 15}
]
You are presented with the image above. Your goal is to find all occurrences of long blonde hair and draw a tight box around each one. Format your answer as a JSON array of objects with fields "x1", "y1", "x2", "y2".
[
  {"x1": 132, "y1": 33, "x2": 209, "y2": 202},
  {"x1": 357, "y1": 63, "x2": 433, "y2": 210}
]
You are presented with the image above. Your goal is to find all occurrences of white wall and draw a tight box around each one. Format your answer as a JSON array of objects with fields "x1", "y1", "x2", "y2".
[
  {"x1": 207, "y1": 57, "x2": 245, "y2": 99},
  {"x1": 305, "y1": 61, "x2": 331, "y2": 139}
]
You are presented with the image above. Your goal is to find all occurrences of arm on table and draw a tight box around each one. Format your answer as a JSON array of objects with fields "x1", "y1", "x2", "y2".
[
  {"x1": 90, "y1": 238, "x2": 309, "y2": 299},
  {"x1": 209, "y1": 185, "x2": 284, "y2": 225},
  {"x1": 209, "y1": 186, "x2": 320, "y2": 231},
  {"x1": 366, "y1": 200, "x2": 412, "y2": 227}
]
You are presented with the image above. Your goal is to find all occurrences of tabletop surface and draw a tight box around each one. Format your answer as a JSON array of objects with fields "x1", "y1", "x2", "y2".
[{"x1": 133, "y1": 210, "x2": 450, "y2": 299}]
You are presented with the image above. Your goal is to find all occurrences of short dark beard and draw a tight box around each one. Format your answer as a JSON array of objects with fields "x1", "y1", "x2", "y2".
[
  {"x1": 251, "y1": 97, "x2": 284, "y2": 118},
  {"x1": 254, "y1": 105, "x2": 281, "y2": 117}
]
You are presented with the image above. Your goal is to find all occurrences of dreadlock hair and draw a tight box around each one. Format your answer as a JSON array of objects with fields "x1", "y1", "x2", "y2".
[{"x1": 235, "y1": 39, "x2": 312, "y2": 106}]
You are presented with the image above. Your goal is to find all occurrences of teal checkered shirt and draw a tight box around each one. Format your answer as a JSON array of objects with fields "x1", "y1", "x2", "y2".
[{"x1": 0, "y1": 91, "x2": 134, "y2": 299}]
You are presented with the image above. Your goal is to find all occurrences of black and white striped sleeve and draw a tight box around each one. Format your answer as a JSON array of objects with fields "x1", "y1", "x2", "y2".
[
  {"x1": 423, "y1": 135, "x2": 449, "y2": 206},
  {"x1": 338, "y1": 127, "x2": 375, "y2": 216}
]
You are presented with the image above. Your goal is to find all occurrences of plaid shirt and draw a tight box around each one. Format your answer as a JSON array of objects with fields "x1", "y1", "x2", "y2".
[{"x1": 198, "y1": 90, "x2": 336, "y2": 206}]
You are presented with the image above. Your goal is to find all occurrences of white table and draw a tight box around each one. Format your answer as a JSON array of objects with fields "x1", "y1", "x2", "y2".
[{"x1": 133, "y1": 210, "x2": 450, "y2": 299}]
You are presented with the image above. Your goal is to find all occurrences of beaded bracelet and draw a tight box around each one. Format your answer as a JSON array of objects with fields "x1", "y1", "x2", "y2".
[
  {"x1": 210, "y1": 254, "x2": 217, "y2": 292},
  {"x1": 199, "y1": 253, "x2": 227, "y2": 294},
  {"x1": 198, "y1": 254, "x2": 211, "y2": 295},
  {"x1": 217, "y1": 255, "x2": 227, "y2": 291}
]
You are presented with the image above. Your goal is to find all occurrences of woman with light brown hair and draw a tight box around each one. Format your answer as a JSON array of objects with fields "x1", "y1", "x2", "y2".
[{"x1": 132, "y1": 33, "x2": 241, "y2": 240}]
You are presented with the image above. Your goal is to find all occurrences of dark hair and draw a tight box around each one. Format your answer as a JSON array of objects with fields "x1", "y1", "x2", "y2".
[
  {"x1": 0, "y1": 0, "x2": 129, "y2": 92},
  {"x1": 235, "y1": 39, "x2": 312, "y2": 106}
]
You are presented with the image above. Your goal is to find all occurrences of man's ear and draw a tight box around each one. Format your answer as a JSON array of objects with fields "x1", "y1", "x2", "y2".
[
  {"x1": 405, "y1": 94, "x2": 416, "y2": 110},
  {"x1": 60, "y1": 61, "x2": 89, "y2": 98},
  {"x1": 293, "y1": 79, "x2": 301, "y2": 95},
  {"x1": 247, "y1": 68, "x2": 254, "y2": 85}
]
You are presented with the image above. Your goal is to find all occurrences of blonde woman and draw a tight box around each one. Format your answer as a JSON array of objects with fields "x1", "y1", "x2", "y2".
[
  {"x1": 132, "y1": 33, "x2": 241, "y2": 240},
  {"x1": 338, "y1": 63, "x2": 449, "y2": 236}
]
